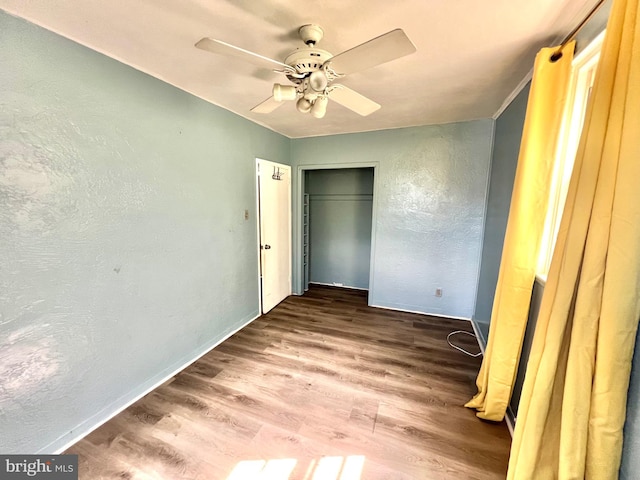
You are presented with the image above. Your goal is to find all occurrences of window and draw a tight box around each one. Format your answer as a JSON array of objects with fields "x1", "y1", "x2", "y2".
[{"x1": 536, "y1": 31, "x2": 605, "y2": 280}]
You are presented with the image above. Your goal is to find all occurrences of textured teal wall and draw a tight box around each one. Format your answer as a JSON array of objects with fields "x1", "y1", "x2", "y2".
[
  {"x1": 306, "y1": 168, "x2": 373, "y2": 289},
  {"x1": 472, "y1": 83, "x2": 530, "y2": 345},
  {"x1": 291, "y1": 121, "x2": 494, "y2": 318},
  {"x1": 0, "y1": 11, "x2": 289, "y2": 453}
]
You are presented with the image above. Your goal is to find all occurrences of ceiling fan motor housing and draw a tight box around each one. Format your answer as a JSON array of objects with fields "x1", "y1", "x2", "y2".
[{"x1": 284, "y1": 48, "x2": 332, "y2": 83}]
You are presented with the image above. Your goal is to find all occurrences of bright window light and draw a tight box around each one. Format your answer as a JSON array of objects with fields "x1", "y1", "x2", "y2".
[
  {"x1": 227, "y1": 455, "x2": 365, "y2": 480},
  {"x1": 340, "y1": 455, "x2": 365, "y2": 479},
  {"x1": 226, "y1": 460, "x2": 267, "y2": 479},
  {"x1": 261, "y1": 458, "x2": 298, "y2": 479},
  {"x1": 537, "y1": 30, "x2": 605, "y2": 280},
  {"x1": 312, "y1": 456, "x2": 344, "y2": 479},
  {"x1": 226, "y1": 458, "x2": 297, "y2": 480}
]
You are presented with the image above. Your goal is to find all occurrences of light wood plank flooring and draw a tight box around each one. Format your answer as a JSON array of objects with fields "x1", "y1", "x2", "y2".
[{"x1": 66, "y1": 285, "x2": 511, "y2": 479}]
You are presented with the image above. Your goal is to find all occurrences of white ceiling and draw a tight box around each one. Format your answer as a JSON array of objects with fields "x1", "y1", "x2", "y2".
[{"x1": 1, "y1": 0, "x2": 600, "y2": 138}]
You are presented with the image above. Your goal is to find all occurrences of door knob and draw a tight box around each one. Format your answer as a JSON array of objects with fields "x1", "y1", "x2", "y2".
[{"x1": 263, "y1": 244, "x2": 272, "y2": 250}]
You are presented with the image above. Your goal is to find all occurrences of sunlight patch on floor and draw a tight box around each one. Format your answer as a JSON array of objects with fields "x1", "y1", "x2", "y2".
[
  {"x1": 226, "y1": 455, "x2": 365, "y2": 480},
  {"x1": 311, "y1": 455, "x2": 365, "y2": 480},
  {"x1": 226, "y1": 458, "x2": 297, "y2": 480}
]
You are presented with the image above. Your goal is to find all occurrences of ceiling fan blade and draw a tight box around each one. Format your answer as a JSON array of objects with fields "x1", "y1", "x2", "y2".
[
  {"x1": 195, "y1": 38, "x2": 291, "y2": 71},
  {"x1": 329, "y1": 86, "x2": 381, "y2": 116},
  {"x1": 328, "y1": 29, "x2": 416, "y2": 75},
  {"x1": 251, "y1": 96, "x2": 285, "y2": 114}
]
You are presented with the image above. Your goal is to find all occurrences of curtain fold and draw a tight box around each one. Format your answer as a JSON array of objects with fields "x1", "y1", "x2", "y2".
[
  {"x1": 465, "y1": 44, "x2": 574, "y2": 421},
  {"x1": 508, "y1": 0, "x2": 640, "y2": 477}
]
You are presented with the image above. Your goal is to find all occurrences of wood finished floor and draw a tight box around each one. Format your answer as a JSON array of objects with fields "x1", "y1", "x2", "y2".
[{"x1": 66, "y1": 285, "x2": 511, "y2": 479}]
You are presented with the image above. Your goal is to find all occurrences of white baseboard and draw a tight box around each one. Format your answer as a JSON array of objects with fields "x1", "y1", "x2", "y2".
[
  {"x1": 45, "y1": 311, "x2": 261, "y2": 454},
  {"x1": 369, "y1": 302, "x2": 471, "y2": 321},
  {"x1": 466, "y1": 320, "x2": 515, "y2": 436},
  {"x1": 505, "y1": 406, "x2": 516, "y2": 437},
  {"x1": 469, "y1": 318, "x2": 487, "y2": 355},
  {"x1": 309, "y1": 281, "x2": 368, "y2": 291}
]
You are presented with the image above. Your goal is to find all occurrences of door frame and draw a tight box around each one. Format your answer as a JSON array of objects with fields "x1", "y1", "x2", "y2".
[
  {"x1": 294, "y1": 162, "x2": 379, "y2": 303},
  {"x1": 256, "y1": 158, "x2": 292, "y2": 314}
]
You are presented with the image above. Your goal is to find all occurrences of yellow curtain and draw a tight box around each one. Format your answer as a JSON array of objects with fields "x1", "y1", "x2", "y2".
[
  {"x1": 465, "y1": 44, "x2": 575, "y2": 421},
  {"x1": 508, "y1": 0, "x2": 640, "y2": 477}
]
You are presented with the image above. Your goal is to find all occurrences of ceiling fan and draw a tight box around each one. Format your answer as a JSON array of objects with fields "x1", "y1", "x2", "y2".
[{"x1": 195, "y1": 25, "x2": 416, "y2": 119}]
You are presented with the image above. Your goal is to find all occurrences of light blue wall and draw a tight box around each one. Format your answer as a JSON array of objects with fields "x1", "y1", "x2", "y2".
[
  {"x1": 0, "y1": 11, "x2": 289, "y2": 453},
  {"x1": 472, "y1": 83, "x2": 530, "y2": 344},
  {"x1": 306, "y1": 168, "x2": 373, "y2": 289},
  {"x1": 292, "y1": 121, "x2": 494, "y2": 318},
  {"x1": 7, "y1": 0, "x2": 625, "y2": 462}
]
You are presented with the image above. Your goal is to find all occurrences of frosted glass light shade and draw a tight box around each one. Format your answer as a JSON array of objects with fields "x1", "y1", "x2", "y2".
[
  {"x1": 273, "y1": 84, "x2": 297, "y2": 102},
  {"x1": 309, "y1": 71, "x2": 328, "y2": 92},
  {"x1": 311, "y1": 96, "x2": 328, "y2": 118},
  {"x1": 296, "y1": 97, "x2": 312, "y2": 113}
]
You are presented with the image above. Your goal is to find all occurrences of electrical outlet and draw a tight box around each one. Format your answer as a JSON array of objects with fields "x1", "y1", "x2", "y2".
[
  {"x1": 435, "y1": 288, "x2": 442, "y2": 297},
  {"x1": 244, "y1": 209, "x2": 249, "y2": 220}
]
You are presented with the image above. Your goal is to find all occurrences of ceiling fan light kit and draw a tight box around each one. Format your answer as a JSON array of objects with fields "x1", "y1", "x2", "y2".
[
  {"x1": 296, "y1": 97, "x2": 313, "y2": 114},
  {"x1": 196, "y1": 24, "x2": 416, "y2": 119},
  {"x1": 273, "y1": 83, "x2": 297, "y2": 102},
  {"x1": 310, "y1": 96, "x2": 329, "y2": 118},
  {"x1": 309, "y1": 70, "x2": 329, "y2": 92}
]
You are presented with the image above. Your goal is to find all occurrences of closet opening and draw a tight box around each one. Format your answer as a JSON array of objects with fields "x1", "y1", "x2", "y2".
[{"x1": 302, "y1": 167, "x2": 375, "y2": 295}]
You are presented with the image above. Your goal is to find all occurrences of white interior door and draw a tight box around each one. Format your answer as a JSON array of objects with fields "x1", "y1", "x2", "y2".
[{"x1": 258, "y1": 159, "x2": 291, "y2": 313}]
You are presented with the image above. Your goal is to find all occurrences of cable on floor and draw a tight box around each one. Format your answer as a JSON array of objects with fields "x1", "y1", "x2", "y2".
[{"x1": 447, "y1": 330, "x2": 482, "y2": 357}]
